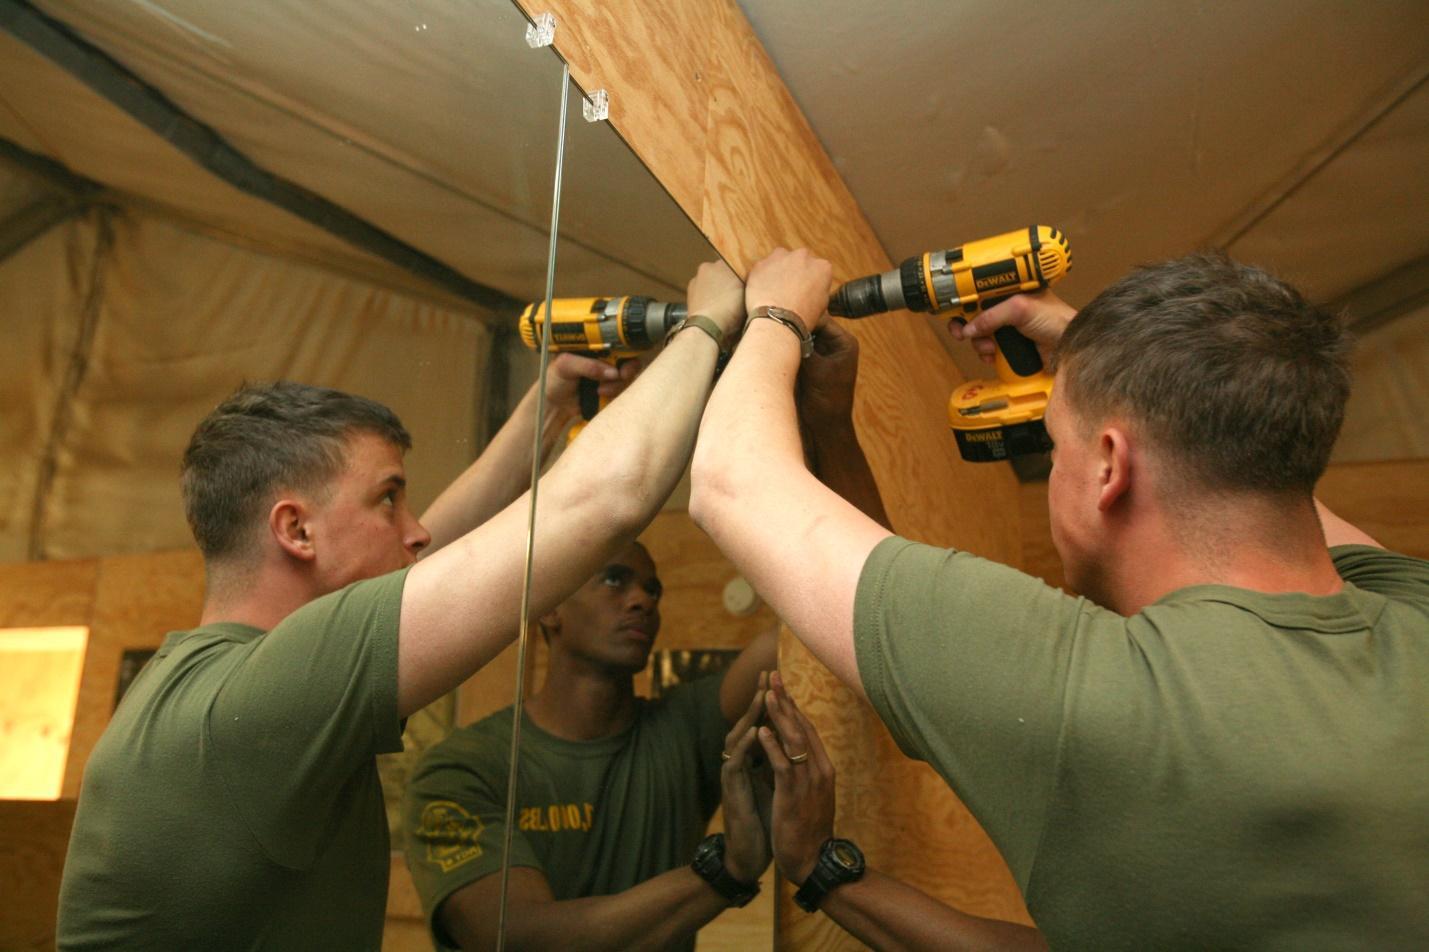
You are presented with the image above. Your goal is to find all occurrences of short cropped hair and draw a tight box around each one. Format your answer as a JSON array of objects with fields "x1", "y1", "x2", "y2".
[
  {"x1": 181, "y1": 381, "x2": 411, "y2": 560},
  {"x1": 1054, "y1": 252, "x2": 1351, "y2": 495}
]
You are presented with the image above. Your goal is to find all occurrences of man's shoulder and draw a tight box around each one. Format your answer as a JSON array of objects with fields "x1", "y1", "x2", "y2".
[
  {"x1": 1332, "y1": 544, "x2": 1429, "y2": 604},
  {"x1": 272, "y1": 567, "x2": 411, "y2": 636},
  {"x1": 638, "y1": 673, "x2": 724, "y2": 725},
  {"x1": 427, "y1": 708, "x2": 516, "y2": 761}
]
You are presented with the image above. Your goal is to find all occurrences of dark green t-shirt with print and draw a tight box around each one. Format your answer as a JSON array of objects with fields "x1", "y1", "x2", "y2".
[
  {"x1": 57, "y1": 569, "x2": 409, "y2": 951},
  {"x1": 403, "y1": 675, "x2": 727, "y2": 950},
  {"x1": 855, "y1": 541, "x2": 1429, "y2": 950}
]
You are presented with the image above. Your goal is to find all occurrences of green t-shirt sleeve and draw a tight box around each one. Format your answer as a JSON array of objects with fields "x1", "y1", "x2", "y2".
[
  {"x1": 1332, "y1": 544, "x2": 1429, "y2": 601},
  {"x1": 208, "y1": 567, "x2": 408, "y2": 868},
  {"x1": 402, "y1": 726, "x2": 540, "y2": 949},
  {"x1": 852, "y1": 536, "x2": 1103, "y2": 879}
]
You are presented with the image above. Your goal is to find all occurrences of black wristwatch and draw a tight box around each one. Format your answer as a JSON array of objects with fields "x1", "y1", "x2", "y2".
[
  {"x1": 691, "y1": 833, "x2": 761, "y2": 907},
  {"x1": 793, "y1": 837, "x2": 865, "y2": 912}
]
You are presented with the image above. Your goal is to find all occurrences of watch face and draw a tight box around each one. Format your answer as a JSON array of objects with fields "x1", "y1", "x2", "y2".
[
  {"x1": 830, "y1": 842, "x2": 860, "y2": 870},
  {"x1": 692, "y1": 833, "x2": 727, "y2": 879}
]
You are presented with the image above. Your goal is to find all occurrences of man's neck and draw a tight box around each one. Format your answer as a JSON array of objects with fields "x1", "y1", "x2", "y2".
[
  {"x1": 1106, "y1": 494, "x2": 1342, "y2": 614},
  {"x1": 198, "y1": 560, "x2": 315, "y2": 631},
  {"x1": 526, "y1": 657, "x2": 638, "y2": 742}
]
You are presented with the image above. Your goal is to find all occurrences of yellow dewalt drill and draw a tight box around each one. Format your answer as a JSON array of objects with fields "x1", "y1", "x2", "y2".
[
  {"x1": 829, "y1": 225, "x2": 1072, "y2": 462},
  {"x1": 518, "y1": 296, "x2": 686, "y2": 437}
]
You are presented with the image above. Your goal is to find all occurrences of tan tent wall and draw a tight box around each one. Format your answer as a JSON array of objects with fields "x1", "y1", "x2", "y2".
[{"x1": 0, "y1": 202, "x2": 494, "y2": 562}]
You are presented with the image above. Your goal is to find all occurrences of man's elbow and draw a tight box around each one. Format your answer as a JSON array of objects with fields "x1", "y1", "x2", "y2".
[{"x1": 689, "y1": 442, "x2": 747, "y2": 535}]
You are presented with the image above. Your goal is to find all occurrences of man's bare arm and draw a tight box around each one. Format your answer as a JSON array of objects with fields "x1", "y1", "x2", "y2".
[
  {"x1": 1315, "y1": 499, "x2": 1382, "y2": 549},
  {"x1": 397, "y1": 263, "x2": 746, "y2": 717},
  {"x1": 440, "y1": 866, "x2": 732, "y2": 952},
  {"x1": 690, "y1": 249, "x2": 889, "y2": 697},
  {"x1": 814, "y1": 872, "x2": 1049, "y2": 952},
  {"x1": 718, "y1": 626, "x2": 778, "y2": 725},
  {"x1": 760, "y1": 673, "x2": 1047, "y2": 952},
  {"x1": 419, "y1": 354, "x2": 627, "y2": 554},
  {"x1": 799, "y1": 318, "x2": 892, "y2": 531}
]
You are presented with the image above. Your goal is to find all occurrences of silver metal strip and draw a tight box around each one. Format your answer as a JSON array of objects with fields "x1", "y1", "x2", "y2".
[{"x1": 495, "y1": 61, "x2": 570, "y2": 952}]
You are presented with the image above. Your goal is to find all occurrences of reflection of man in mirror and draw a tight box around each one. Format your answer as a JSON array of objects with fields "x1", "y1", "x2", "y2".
[
  {"x1": 403, "y1": 317, "x2": 891, "y2": 950},
  {"x1": 404, "y1": 542, "x2": 777, "y2": 951},
  {"x1": 57, "y1": 259, "x2": 752, "y2": 949}
]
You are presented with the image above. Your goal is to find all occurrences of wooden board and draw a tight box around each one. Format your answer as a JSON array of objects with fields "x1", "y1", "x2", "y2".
[
  {"x1": 512, "y1": 2, "x2": 1033, "y2": 945},
  {"x1": 0, "y1": 628, "x2": 87, "y2": 799},
  {"x1": 0, "y1": 799, "x2": 77, "y2": 952},
  {"x1": 1315, "y1": 458, "x2": 1429, "y2": 558},
  {"x1": 63, "y1": 549, "x2": 205, "y2": 798},
  {"x1": 0, "y1": 558, "x2": 98, "y2": 628}
]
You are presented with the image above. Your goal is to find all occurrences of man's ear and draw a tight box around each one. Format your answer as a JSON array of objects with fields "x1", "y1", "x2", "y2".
[
  {"x1": 270, "y1": 498, "x2": 317, "y2": 561},
  {"x1": 1096, "y1": 424, "x2": 1133, "y2": 513}
]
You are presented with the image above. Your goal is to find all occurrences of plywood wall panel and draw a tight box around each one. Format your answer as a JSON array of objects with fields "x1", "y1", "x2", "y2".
[
  {"x1": 0, "y1": 799, "x2": 77, "y2": 952},
  {"x1": 1315, "y1": 458, "x2": 1429, "y2": 558},
  {"x1": 513, "y1": 1, "x2": 1033, "y2": 944},
  {"x1": 0, "y1": 558, "x2": 98, "y2": 628},
  {"x1": 62, "y1": 549, "x2": 205, "y2": 797}
]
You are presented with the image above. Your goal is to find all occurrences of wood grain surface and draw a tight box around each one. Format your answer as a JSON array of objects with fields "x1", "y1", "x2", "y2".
[
  {"x1": 62, "y1": 549, "x2": 205, "y2": 798},
  {"x1": 511, "y1": 2, "x2": 1033, "y2": 946},
  {"x1": 0, "y1": 558, "x2": 97, "y2": 628},
  {"x1": 0, "y1": 799, "x2": 77, "y2": 952},
  {"x1": 1315, "y1": 458, "x2": 1429, "y2": 559}
]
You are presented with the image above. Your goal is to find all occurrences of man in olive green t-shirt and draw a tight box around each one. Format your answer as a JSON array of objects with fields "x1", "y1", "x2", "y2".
[
  {"x1": 58, "y1": 262, "x2": 752, "y2": 950},
  {"x1": 691, "y1": 249, "x2": 1428, "y2": 948},
  {"x1": 404, "y1": 319, "x2": 892, "y2": 950},
  {"x1": 404, "y1": 543, "x2": 776, "y2": 951}
]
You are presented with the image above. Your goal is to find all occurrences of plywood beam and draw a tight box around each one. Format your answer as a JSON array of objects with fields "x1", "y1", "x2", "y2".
[{"x1": 514, "y1": 1, "x2": 1032, "y2": 942}]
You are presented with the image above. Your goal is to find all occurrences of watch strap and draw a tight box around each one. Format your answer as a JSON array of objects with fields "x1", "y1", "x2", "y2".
[
  {"x1": 792, "y1": 838, "x2": 865, "y2": 913},
  {"x1": 748, "y1": 305, "x2": 814, "y2": 358},
  {"x1": 690, "y1": 833, "x2": 760, "y2": 908},
  {"x1": 668, "y1": 312, "x2": 727, "y2": 354}
]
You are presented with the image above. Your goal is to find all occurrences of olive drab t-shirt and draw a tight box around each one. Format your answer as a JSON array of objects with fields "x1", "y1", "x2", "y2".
[
  {"x1": 854, "y1": 541, "x2": 1429, "y2": 950},
  {"x1": 57, "y1": 569, "x2": 410, "y2": 951},
  {"x1": 403, "y1": 675, "x2": 727, "y2": 951}
]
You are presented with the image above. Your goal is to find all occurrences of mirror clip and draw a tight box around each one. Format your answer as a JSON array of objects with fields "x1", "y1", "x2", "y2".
[
  {"x1": 583, "y1": 89, "x2": 610, "y2": 122},
  {"x1": 525, "y1": 12, "x2": 556, "y2": 48}
]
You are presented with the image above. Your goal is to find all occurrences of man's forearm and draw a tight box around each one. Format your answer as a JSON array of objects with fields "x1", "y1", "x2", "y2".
[
  {"x1": 818, "y1": 870, "x2": 1048, "y2": 952},
  {"x1": 719, "y1": 627, "x2": 779, "y2": 723},
  {"x1": 457, "y1": 867, "x2": 734, "y2": 952},
  {"x1": 1314, "y1": 498, "x2": 1382, "y2": 549},
  {"x1": 399, "y1": 330, "x2": 721, "y2": 715},
  {"x1": 419, "y1": 380, "x2": 572, "y2": 554},
  {"x1": 691, "y1": 320, "x2": 886, "y2": 692},
  {"x1": 692, "y1": 319, "x2": 808, "y2": 525},
  {"x1": 805, "y1": 416, "x2": 893, "y2": 531}
]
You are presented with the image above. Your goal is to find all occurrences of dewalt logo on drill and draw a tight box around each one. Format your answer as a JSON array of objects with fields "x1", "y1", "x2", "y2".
[{"x1": 972, "y1": 262, "x2": 1020, "y2": 292}]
